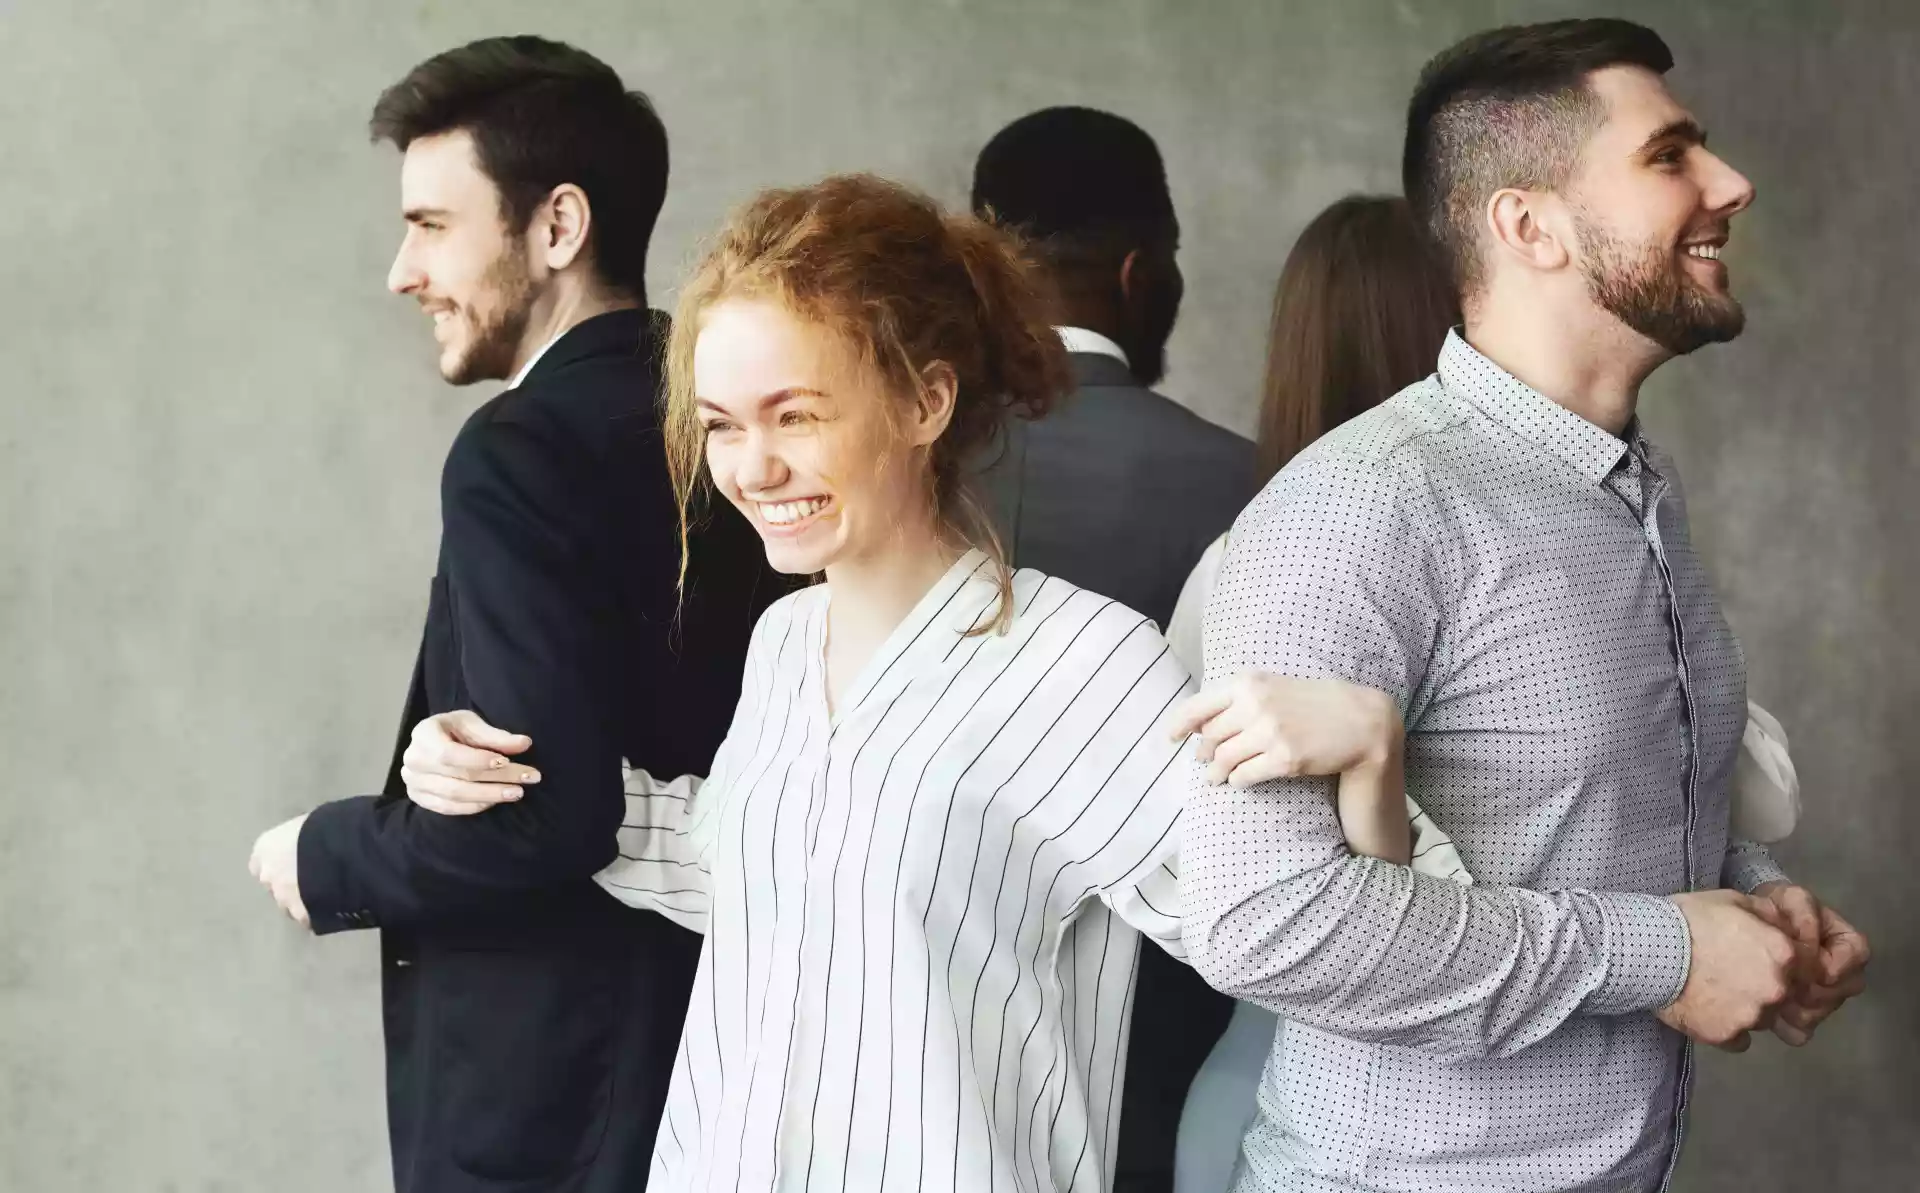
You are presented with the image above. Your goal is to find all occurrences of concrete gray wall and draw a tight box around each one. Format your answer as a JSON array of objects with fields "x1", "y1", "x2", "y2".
[{"x1": 1, "y1": 1, "x2": 1912, "y2": 1189}]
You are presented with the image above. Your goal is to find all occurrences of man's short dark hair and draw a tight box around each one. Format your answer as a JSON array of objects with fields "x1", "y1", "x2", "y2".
[
  {"x1": 1402, "y1": 18, "x2": 1673, "y2": 297},
  {"x1": 970, "y1": 106, "x2": 1177, "y2": 269},
  {"x1": 371, "y1": 35, "x2": 667, "y2": 297}
]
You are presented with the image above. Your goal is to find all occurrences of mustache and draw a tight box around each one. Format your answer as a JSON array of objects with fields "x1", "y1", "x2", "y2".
[{"x1": 1679, "y1": 222, "x2": 1732, "y2": 246}]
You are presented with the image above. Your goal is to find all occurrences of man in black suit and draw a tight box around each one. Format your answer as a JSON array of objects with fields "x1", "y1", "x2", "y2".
[
  {"x1": 970, "y1": 107, "x2": 1256, "y2": 1193},
  {"x1": 247, "y1": 37, "x2": 774, "y2": 1192}
]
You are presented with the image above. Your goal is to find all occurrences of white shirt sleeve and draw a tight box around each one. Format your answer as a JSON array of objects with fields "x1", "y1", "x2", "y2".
[
  {"x1": 1166, "y1": 534, "x2": 1226, "y2": 677},
  {"x1": 1730, "y1": 701, "x2": 1799, "y2": 843},
  {"x1": 594, "y1": 607, "x2": 775, "y2": 933},
  {"x1": 1071, "y1": 613, "x2": 1195, "y2": 958},
  {"x1": 599, "y1": 766, "x2": 710, "y2": 933}
]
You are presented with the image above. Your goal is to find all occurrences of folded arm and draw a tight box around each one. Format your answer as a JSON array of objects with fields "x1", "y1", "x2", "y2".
[
  {"x1": 298, "y1": 414, "x2": 633, "y2": 933},
  {"x1": 1178, "y1": 459, "x2": 1691, "y2": 1063}
]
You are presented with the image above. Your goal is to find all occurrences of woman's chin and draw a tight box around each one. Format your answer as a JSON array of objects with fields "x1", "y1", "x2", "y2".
[{"x1": 759, "y1": 532, "x2": 838, "y2": 576}]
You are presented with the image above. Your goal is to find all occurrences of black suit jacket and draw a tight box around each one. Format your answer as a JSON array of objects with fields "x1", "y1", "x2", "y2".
[
  {"x1": 976, "y1": 350, "x2": 1257, "y2": 1192},
  {"x1": 299, "y1": 309, "x2": 778, "y2": 1192}
]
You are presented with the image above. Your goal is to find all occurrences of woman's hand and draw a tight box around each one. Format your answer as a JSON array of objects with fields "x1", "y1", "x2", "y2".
[
  {"x1": 1167, "y1": 673, "x2": 1402, "y2": 788},
  {"x1": 399, "y1": 710, "x2": 540, "y2": 816}
]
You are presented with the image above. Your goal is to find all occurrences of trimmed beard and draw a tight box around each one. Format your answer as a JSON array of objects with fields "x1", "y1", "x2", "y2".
[{"x1": 1574, "y1": 207, "x2": 1745, "y2": 356}]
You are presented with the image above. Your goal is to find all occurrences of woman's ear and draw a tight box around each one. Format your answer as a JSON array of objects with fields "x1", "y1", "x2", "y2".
[{"x1": 910, "y1": 362, "x2": 959, "y2": 448}]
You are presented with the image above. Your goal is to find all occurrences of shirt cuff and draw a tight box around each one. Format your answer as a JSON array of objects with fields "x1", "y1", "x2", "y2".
[
  {"x1": 1586, "y1": 891, "x2": 1692, "y2": 1015},
  {"x1": 1723, "y1": 839, "x2": 1791, "y2": 894}
]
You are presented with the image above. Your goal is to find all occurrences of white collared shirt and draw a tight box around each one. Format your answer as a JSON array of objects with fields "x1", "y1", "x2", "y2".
[
  {"x1": 1055, "y1": 325, "x2": 1130, "y2": 368},
  {"x1": 507, "y1": 333, "x2": 562, "y2": 390}
]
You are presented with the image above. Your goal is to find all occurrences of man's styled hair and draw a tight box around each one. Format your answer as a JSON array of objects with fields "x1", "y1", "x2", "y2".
[
  {"x1": 1402, "y1": 18, "x2": 1673, "y2": 296},
  {"x1": 970, "y1": 106, "x2": 1178, "y2": 270},
  {"x1": 371, "y1": 35, "x2": 668, "y2": 296}
]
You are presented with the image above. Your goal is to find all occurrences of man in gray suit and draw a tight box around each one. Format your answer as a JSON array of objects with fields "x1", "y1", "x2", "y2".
[
  {"x1": 971, "y1": 106, "x2": 1255, "y2": 1193},
  {"x1": 971, "y1": 106, "x2": 1255, "y2": 634}
]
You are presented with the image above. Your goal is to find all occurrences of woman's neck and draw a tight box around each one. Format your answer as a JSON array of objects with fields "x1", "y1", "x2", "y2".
[{"x1": 820, "y1": 527, "x2": 965, "y2": 712}]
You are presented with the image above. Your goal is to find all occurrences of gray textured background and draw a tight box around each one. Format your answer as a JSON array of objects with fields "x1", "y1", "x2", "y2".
[{"x1": 1, "y1": 1, "x2": 1912, "y2": 1189}]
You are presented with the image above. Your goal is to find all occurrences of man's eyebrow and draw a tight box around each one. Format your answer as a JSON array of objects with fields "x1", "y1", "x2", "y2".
[{"x1": 1636, "y1": 118, "x2": 1707, "y2": 155}]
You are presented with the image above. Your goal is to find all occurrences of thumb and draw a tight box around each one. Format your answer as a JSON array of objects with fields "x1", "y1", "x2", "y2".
[
  {"x1": 1167, "y1": 686, "x2": 1234, "y2": 742},
  {"x1": 1743, "y1": 894, "x2": 1788, "y2": 930},
  {"x1": 444, "y1": 710, "x2": 533, "y2": 754}
]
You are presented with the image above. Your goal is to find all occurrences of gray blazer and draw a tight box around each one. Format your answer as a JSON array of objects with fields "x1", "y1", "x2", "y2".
[{"x1": 976, "y1": 352, "x2": 1257, "y2": 629}]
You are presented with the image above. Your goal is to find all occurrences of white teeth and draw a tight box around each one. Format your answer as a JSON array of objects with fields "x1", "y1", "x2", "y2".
[
  {"x1": 1686, "y1": 244, "x2": 1722, "y2": 260},
  {"x1": 761, "y1": 497, "x2": 828, "y2": 525}
]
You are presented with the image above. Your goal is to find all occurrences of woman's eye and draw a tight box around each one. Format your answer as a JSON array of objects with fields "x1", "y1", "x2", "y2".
[{"x1": 779, "y1": 410, "x2": 813, "y2": 428}]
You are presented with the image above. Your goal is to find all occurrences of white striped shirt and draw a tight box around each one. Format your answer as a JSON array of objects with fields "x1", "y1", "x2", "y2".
[{"x1": 597, "y1": 552, "x2": 1190, "y2": 1192}]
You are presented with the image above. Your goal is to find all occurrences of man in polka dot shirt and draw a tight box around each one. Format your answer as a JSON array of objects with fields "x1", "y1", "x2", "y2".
[{"x1": 1177, "y1": 19, "x2": 1870, "y2": 1193}]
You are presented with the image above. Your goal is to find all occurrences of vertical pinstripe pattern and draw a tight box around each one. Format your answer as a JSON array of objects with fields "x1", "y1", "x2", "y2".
[{"x1": 599, "y1": 553, "x2": 1189, "y2": 1192}]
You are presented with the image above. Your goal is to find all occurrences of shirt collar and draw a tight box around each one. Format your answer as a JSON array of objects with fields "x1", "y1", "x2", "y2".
[
  {"x1": 507, "y1": 331, "x2": 564, "y2": 390},
  {"x1": 1055, "y1": 326, "x2": 1130, "y2": 368},
  {"x1": 1437, "y1": 329, "x2": 1634, "y2": 486}
]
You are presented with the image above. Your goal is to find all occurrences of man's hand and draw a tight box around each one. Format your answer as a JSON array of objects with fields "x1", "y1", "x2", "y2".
[
  {"x1": 1168, "y1": 673, "x2": 1402, "y2": 787},
  {"x1": 1751, "y1": 880, "x2": 1871, "y2": 1046},
  {"x1": 400, "y1": 710, "x2": 539, "y2": 816},
  {"x1": 249, "y1": 813, "x2": 311, "y2": 928},
  {"x1": 1658, "y1": 889, "x2": 1797, "y2": 1051}
]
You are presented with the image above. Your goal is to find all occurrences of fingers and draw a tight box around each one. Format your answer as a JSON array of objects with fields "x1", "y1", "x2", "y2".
[
  {"x1": 1777, "y1": 999, "x2": 1823, "y2": 1031},
  {"x1": 247, "y1": 842, "x2": 263, "y2": 881},
  {"x1": 1167, "y1": 687, "x2": 1234, "y2": 742},
  {"x1": 1741, "y1": 892, "x2": 1787, "y2": 930},
  {"x1": 1825, "y1": 970, "x2": 1868, "y2": 1002},
  {"x1": 404, "y1": 736, "x2": 540, "y2": 785},
  {"x1": 429, "y1": 738, "x2": 537, "y2": 781},
  {"x1": 408, "y1": 788, "x2": 500, "y2": 817},
  {"x1": 267, "y1": 877, "x2": 309, "y2": 927},
  {"x1": 443, "y1": 709, "x2": 534, "y2": 752},
  {"x1": 1770, "y1": 1019, "x2": 1812, "y2": 1047},
  {"x1": 1815, "y1": 906, "x2": 1871, "y2": 984},
  {"x1": 1742, "y1": 903, "x2": 1800, "y2": 973},
  {"x1": 1714, "y1": 1031, "x2": 1752, "y2": 1053},
  {"x1": 1768, "y1": 968, "x2": 1868, "y2": 1042},
  {"x1": 1767, "y1": 884, "x2": 1823, "y2": 952},
  {"x1": 1792, "y1": 971, "x2": 1866, "y2": 1015},
  {"x1": 402, "y1": 766, "x2": 523, "y2": 809},
  {"x1": 415, "y1": 710, "x2": 533, "y2": 755},
  {"x1": 1194, "y1": 703, "x2": 1253, "y2": 757},
  {"x1": 1226, "y1": 750, "x2": 1301, "y2": 789},
  {"x1": 1204, "y1": 731, "x2": 1267, "y2": 786}
]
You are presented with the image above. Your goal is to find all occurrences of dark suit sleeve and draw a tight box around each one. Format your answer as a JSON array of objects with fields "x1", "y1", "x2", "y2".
[{"x1": 298, "y1": 410, "x2": 626, "y2": 933}]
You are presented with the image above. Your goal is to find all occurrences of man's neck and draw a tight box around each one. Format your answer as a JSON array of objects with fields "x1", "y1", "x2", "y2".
[
  {"x1": 1050, "y1": 294, "x2": 1125, "y2": 355},
  {"x1": 511, "y1": 281, "x2": 644, "y2": 380},
  {"x1": 1464, "y1": 298, "x2": 1667, "y2": 436}
]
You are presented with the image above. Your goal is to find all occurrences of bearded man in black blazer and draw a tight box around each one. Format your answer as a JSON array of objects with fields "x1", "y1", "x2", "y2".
[{"x1": 247, "y1": 37, "x2": 776, "y2": 1193}]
